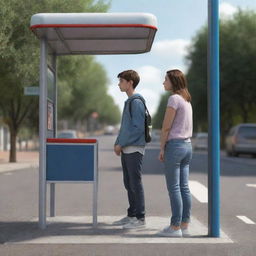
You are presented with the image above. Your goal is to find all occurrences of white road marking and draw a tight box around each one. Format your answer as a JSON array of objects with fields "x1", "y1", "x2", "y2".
[
  {"x1": 237, "y1": 216, "x2": 255, "y2": 224},
  {"x1": 189, "y1": 181, "x2": 208, "y2": 203},
  {"x1": 246, "y1": 184, "x2": 256, "y2": 188}
]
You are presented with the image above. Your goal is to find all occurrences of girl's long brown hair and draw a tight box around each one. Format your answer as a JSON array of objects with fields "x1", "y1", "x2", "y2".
[{"x1": 167, "y1": 69, "x2": 191, "y2": 102}]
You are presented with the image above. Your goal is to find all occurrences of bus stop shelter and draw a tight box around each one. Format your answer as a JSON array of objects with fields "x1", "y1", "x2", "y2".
[
  {"x1": 31, "y1": 1, "x2": 220, "y2": 238},
  {"x1": 30, "y1": 12, "x2": 158, "y2": 230}
]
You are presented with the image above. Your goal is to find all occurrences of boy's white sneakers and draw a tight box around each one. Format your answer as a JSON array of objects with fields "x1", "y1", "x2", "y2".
[
  {"x1": 123, "y1": 218, "x2": 146, "y2": 229},
  {"x1": 112, "y1": 216, "x2": 137, "y2": 225}
]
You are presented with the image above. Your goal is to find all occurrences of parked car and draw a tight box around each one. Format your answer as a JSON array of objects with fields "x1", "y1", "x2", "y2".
[
  {"x1": 151, "y1": 129, "x2": 161, "y2": 142},
  {"x1": 104, "y1": 125, "x2": 115, "y2": 135},
  {"x1": 193, "y1": 132, "x2": 208, "y2": 150},
  {"x1": 57, "y1": 130, "x2": 77, "y2": 139},
  {"x1": 225, "y1": 123, "x2": 256, "y2": 157}
]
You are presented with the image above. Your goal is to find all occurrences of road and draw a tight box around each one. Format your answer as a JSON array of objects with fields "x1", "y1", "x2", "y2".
[{"x1": 1, "y1": 135, "x2": 256, "y2": 255}]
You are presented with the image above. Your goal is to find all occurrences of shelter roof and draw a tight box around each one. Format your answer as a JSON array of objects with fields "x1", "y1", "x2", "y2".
[{"x1": 30, "y1": 13, "x2": 157, "y2": 55}]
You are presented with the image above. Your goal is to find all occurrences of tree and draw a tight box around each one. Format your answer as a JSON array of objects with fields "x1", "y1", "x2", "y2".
[
  {"x1": 185, "y1": 25, "x2": 208, "y2": 132},
  {"x1": 186, "y1": 10, "x2": 256, "y2": 145},
  {"x1": 57, "y1": 55, "x2": 120, "y2": 127},
  {"x1": 152, "y1": 93, "x2": 169, "y2": 129},
  {"x1": 0, "y1": 0, "x2": 110, "y2": 162}
]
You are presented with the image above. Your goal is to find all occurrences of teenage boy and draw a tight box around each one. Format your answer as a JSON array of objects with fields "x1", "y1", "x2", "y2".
[{"x1": 113, "y1": 70, "x2": 146, "y2": 229}]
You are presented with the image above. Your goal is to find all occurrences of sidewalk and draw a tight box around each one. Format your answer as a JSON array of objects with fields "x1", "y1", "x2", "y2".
[
  {"x1": 0, "y1": 151, "x2": 39, "y2": 173},
  {"x1": 5, "y1": 216, "x2": 232, "y2": 244}
]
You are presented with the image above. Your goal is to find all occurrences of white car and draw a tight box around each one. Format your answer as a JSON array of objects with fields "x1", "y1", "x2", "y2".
[
  {"x1": 225, "y1": 123, "x2": 256, "y2": 157},
  {"x1": 57, "y1": 130, "x2": 77, "y2": 139},
  {"x1": 193, "y1": 132, "x2": 208, "y2": 150},
  {"x1": 104, "y1": 125, "x2": 115, "y2": 135}
]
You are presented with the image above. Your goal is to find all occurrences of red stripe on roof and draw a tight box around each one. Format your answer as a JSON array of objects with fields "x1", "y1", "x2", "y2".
[
  {"x1": 47, "y1": 138, "x2": 97, "y2": 144},
  {"x1": 30, "y1": 24, "x2": 157, "y2": 30}
]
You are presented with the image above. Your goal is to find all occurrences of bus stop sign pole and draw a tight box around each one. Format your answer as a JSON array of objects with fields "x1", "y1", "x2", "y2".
[
  {"x1": 208, "y1": 0, "x2": 220, "y2": 237},
  {"x1": 39, "y1": 38, "x2": 47, "y2": 229}
]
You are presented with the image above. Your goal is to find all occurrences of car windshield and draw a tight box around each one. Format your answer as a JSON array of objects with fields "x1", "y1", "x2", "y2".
[
  {"x1": 57, "y1": 132, "x2": 76, "y2": 138},
  {"x1": 238, "y1": 126, "x2": 256, "y2": 139},
  {"x1": 196, "y1": 133, "x2": 208, "y2": 138}
]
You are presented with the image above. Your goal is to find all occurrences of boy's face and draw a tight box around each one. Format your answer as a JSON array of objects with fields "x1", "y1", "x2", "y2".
[{"x1": 118, "y1": 78, "x2": 133, "y2": 92}]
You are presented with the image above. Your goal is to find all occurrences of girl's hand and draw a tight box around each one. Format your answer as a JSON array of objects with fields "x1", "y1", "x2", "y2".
[{"x1": 158, "y1": 149, "x2": 164, "y2": 162}]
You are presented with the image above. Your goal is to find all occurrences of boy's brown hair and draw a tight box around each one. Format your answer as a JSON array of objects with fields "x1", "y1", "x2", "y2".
[{"x1": 117, "y1": 70, "x2": 140, "y2": 89}]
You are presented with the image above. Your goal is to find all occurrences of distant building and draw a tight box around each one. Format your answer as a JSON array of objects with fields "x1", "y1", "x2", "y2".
[{"x1": 0, "y1": 124, "x2": 9, "y2": 151}]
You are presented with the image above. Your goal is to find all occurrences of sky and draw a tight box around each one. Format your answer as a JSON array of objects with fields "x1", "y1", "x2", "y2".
[{"x1": 96, "y1": 0, "x2": 256, "y2": 116}]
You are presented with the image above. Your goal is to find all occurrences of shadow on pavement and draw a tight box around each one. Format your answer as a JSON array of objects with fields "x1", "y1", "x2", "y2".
[{"x1": 0, "y1": 221, "x2": 126, "y2": 244}]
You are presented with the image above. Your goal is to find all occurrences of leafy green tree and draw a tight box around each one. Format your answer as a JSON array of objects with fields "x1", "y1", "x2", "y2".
[
  {"x1": 152, "y1": 93, "x2": 169, "y2": 129},
  {"x1": 58, "y1": 56, "x2": 120, "y2": 126},
  {"x1": 186, "y1": 10, "x2": 256, "y2": 145},
  {"x1": 185, "y1": 25, "x2": 208, "y2": 133},
  {"x1": 0, "y1": 0, "x2": 110, "y2": 162}
]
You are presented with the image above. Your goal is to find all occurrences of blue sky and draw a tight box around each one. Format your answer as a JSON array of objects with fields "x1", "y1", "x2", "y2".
[{"x1": 96, "y1": 1, "x2": 256, "y2": 115}]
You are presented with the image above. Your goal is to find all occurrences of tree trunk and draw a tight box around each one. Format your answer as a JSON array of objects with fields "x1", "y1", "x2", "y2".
[
  {"x1": 9, "y1": 127, "x2": 17, "y2": 163},
  {"x1": 241, "y1": 104, "x2": 248, "y2": 123}
]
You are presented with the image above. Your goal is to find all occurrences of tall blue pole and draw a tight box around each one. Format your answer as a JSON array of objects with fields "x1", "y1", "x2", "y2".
[{"x1": 208, "y1": 0, "x2": 220, "y2": 237}]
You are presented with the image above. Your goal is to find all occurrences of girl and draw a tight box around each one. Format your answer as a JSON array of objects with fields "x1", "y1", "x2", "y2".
[{"x1": 158, "y1": 69, "x2": 193, "y2": 237}]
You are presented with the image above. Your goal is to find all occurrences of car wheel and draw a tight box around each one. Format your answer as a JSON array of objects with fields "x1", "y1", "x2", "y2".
[
  {"x1": 230, "y1": 146, "x2": 239, "y2": 157},
  {"x1": 226, "y1": 151, "x2": 232, "y2": 157},
  {"x1": 232, "y1": 151, "x2": 239, "y2": 157}
]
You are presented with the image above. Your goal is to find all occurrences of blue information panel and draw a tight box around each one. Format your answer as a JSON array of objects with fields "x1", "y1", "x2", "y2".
[{"x1": 46, "y1": 143, "x2": 95, "y2": 181}]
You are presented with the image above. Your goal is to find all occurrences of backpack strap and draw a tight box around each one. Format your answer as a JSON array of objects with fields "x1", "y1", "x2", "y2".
[{"x1": 129, "y1": 97, "x2": 149, "y2": 118}]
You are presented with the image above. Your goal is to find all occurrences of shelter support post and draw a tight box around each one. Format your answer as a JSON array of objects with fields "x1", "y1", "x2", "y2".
[
  {"x1": 93, "y1": 143, "x2": 98, "y2": 227},
  {"x1": 208, "y1": 0, "x2": 220, "y2": 237},
  {"x1": 39, "y1": 38, "x2": 48, "y2": 229},
  {"x1": 50, "y1": 54, "x2": 57, "y2": 217},
  {"x1": 50, "y1": 183, "x2": 55, "y2": 217}
]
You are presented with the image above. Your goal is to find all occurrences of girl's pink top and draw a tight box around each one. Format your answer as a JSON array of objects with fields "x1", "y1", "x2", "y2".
[{"x1": 167, "y1": 94, "x2": 193, "y2": 140}]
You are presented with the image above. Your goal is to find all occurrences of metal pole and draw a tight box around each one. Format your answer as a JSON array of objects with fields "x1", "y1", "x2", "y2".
[
  {"x1": 50, "y1": 54, "x2": 57, "y2": 217},
  {"x1": 208, "y1": 0, "x2": 220, "y2": 237},
  {"x1": 50, "y1": 183, "x2": 55, "y2": 217},
  {"x1": 93, "y1": 142, "x2": 98, "y2": 227},
  {"x1": 39, "y1": 38, "x2": 48, "y2": 229},
  {"x1": 53, "y1": 54, "x2": 58, "y2": 136}
]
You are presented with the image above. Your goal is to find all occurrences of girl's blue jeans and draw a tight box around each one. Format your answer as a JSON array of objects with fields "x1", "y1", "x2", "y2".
[{"x1": 164, "y1": 139, "x2": 192, "y2": 227}]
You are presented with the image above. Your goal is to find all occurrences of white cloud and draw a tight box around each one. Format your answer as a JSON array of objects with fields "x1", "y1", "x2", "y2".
[
  {"x1": 137, "y1": 66, "x2": 162, "y2": 86},
  {"x1": 167, "y1": 64, "x2": 188, "y2": 74},
  {"x1": 220, "y1": 2, "x2": 238, "y2": 19},
  {"x1": 107, "y1": 83, "x2": 127, "y2": 111},
  {"x1": 105, "y1": 40, "x2": 190, "y2": 115},
  {"x1": 136, "y1": 88, "x2": 161, "y2": 116},
  {"x1": 151, "y1": 39, "x2": 190, "y2": 60},
  {"x1": 136, "y1": 66, "x2": 164, "y2": 115}
]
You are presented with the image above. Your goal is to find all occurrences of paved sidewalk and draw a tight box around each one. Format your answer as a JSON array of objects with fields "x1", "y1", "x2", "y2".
[
  {"x1": 0, "y1": 151, "x2": 39, "y2": 173},
  {"x1": 5, "y1": 216, "x2": 232, "y2": 244}
]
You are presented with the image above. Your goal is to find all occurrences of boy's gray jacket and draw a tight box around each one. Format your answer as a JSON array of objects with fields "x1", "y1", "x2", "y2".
[{"x1": 115, "y1": 93, "x2": 146, "y2": 147}]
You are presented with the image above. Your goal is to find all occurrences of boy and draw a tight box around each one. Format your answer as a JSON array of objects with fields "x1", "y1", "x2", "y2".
[{"x1": 114, "y1": 70, "x2": 146, "y2": 229}]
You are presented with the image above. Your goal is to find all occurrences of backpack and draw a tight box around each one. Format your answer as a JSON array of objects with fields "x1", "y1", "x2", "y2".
[{"x1": 129, "y1": 97, "x2": 152, "y2": 143}]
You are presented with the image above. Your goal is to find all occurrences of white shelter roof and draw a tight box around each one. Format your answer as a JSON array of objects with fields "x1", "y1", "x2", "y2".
[{"x1": 30, "y1": 13, "x2": 157, "y2": 55}]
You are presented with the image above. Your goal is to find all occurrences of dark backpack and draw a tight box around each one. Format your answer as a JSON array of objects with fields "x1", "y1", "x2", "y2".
[{"x1": 129, "y1": 97, "x2": 152, "y2": 143}]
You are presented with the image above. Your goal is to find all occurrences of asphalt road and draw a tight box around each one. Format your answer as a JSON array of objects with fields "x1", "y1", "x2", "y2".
[{"x1": 1, "y1": 135, "x2": 256, "y2": 255}]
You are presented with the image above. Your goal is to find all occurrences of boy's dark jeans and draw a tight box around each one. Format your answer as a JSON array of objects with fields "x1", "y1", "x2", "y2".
[{"x1": 121, "y1": 152, "x2": 145, "y2": 220}]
